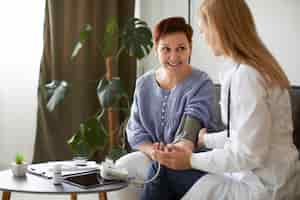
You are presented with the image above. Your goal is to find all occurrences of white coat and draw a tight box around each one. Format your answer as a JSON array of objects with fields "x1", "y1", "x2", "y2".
[{"x1": 183, "y1": 63, "x2": 299, "y2": 200}]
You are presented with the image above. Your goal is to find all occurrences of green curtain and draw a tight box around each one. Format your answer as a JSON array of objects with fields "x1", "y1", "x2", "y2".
[{"x1": 33, "y1": 0, "x2": 136, "y2": 163}]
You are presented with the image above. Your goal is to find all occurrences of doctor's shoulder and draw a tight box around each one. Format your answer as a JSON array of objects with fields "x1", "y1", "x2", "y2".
[
  {"x1": 236, "y1": 64, "x2": 268, "y2": 87},
  {"x1": 233, "y1": 64, "x2": 270, "y2": 97}
]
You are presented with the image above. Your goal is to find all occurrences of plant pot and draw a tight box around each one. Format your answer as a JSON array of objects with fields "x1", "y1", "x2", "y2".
[
  {"x1": 11, "y1": 162, "x2": 28, "y2": 177},
  {"x1": 72, "y1": 154, "x2": 88, "y2": 166}
]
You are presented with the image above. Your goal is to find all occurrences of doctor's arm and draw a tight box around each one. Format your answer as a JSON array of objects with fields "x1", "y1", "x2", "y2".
[
  {"x1": 190, "y1": 72, "x2": 271, "y2": 173},
  {"x1": 202, "y1": 130, "x2": 228, "y2": 149}
]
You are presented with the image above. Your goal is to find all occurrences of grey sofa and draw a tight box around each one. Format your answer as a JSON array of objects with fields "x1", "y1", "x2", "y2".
[{"x1": 290, "y1": 86, "x2": 300, "y2": 156}]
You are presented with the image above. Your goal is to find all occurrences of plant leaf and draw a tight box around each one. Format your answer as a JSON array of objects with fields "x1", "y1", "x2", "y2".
[
  {"x1": 45, "y1": 81, "x2": 68, "y2": 111},
  {"x1": 97, "y1": 78, "x2": 109, "y2": 94},
  {"x1": 15, "y1": 153, "x2": 25, "y2": 164},
  {"x1": 121, "y1": 18, "x2": 153, "y2": 59},
  {"x1": 102, "y1": 17, "x2": 119, "y2": 57},
  {"x1": 71, "y1": 24, "x2": 93, "y2": 61},
  {"x1": 107, "y1": 146, "x2": 128, "y2": 161},
  {"x1": 67, "y1": 116, "x2": 108, "y2": 159},
  {"x1": 97, "y1": 78, "x2": 128, "y2": 108},
  {"x1": 67, "y1": 124, "x2": 88, "y2": 156},
  {"x1": 84, "y1": 117, "x2": 106, "y2": 149}
]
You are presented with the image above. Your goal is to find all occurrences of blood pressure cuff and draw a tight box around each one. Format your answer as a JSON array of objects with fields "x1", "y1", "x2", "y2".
[{"x1": 173, "y1": 115, "x2": 202, "y2": 146}]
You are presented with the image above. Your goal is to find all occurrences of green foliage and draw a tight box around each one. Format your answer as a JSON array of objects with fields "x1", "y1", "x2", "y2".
[
  {"x1": 71, "y1": 24, "x2": 93, "y2": 61},
  {"x1": 70, "y1": 17, "x2": 153, "y2": 61},
  {"x1": 15, "y1": 153, "x2": 24, "y2": 164},
  {"x1": 121, "y1": 18, "x2": 153, "y2": 59},
  {"x1": 67, "y1": 116, "x2": 108, "y2": 158},
  {"x1": 97, "y1": 77, "x2": 128, "y2": 108},
  {"x1": 44, "y1": 80, "x2": 68, "y2": 111},
  {"x1": 107, "y1": 146, "x2": 128, "y2": 161},
  {"x1": 44, "y1": 16, "x2": 152, "y2": 160},
  {"x1": 102, "y1": 18, "x2": 119, "y2": 57}
]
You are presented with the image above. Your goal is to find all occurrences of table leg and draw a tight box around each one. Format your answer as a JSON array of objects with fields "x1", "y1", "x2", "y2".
[
  {"x1": 70, "y1": 192, "x2": 77, "y2": 200},
  {"x1": 2, "y1": 192, "x2": 11, "y2": 200},
  {"x1": 98, "y1": 192, "x2": 107, "y2": 200}
]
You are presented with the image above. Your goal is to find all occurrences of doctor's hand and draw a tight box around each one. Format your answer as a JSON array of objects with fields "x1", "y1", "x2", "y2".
[
  {"x1": 154, "y1": 144, "x2": 192, "y2": 170},
  {"x1": 197, "y1": 128, "x2": 207, "y2": 148}
]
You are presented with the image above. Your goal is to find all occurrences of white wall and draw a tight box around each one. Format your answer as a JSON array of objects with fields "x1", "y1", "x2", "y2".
[
  {"x1": 135, "y1": 0, "x2": 188, "y2": 76},
  {"x1": 0, "y1": 1, "x2": 44, "y2": 169},
  {"x1": 137, "y1": 0, "x2": 300, "y2": 85}
]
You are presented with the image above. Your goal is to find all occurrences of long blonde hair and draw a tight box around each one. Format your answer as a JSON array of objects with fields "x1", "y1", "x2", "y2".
[{"x1": 199, "y1": 0, "x2": 290, "y2": 89}]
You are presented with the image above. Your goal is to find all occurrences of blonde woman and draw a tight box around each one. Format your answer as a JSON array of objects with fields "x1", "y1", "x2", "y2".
[{"x1": 143, "y1": 0, "x2": 299, "y2": 199}]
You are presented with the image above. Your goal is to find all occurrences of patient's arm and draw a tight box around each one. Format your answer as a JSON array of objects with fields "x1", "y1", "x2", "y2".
[{"x1": 173, "y1": 115, "x2": 203, "y2": 151}]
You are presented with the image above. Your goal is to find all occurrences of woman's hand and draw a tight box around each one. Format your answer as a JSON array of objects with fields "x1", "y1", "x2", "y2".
[
  {"x1": 151, "y1": 142, "x2": 165, "y2": 160},
  {"x1": 197, "y1": 128, "x2": 207, "y2": 148},
  {"x1": 138, "y1": 142, "x2": 165, "y2": 160},
  {"x1": 154, "y1": 144, "x2": 192, "y2": 170}
]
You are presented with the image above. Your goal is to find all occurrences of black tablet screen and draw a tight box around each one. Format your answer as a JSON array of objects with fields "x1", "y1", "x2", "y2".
[{"x1": 64, "y1": 171, "x2": 122, "y2": 189}]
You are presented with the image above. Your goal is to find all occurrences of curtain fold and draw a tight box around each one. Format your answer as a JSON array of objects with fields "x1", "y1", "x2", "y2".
[{"x1": 33, "y1": 0, "x2": 136, "y2": 163}]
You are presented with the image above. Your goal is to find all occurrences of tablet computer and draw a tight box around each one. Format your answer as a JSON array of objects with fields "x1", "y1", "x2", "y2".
[{"x1": 63, "y1": 170, "x2": 123, "y2": 189}]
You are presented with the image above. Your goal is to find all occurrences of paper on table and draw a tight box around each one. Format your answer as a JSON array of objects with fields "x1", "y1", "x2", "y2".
[
  {"x1": 48, "y1": 161, "x2": 99, "y2": 171},
  {"x1": 28, "y1": 161, "x2": 100, "y2": 179}
]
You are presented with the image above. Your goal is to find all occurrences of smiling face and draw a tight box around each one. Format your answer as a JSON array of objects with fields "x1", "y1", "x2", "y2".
[{"x1": 156, "y1": 32, "x2": 192, "y2": 71}]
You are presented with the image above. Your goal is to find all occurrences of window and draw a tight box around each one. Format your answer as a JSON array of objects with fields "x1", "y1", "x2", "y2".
[{"x1": 0, "y1": 0, "x2": 45, "y2": 167}]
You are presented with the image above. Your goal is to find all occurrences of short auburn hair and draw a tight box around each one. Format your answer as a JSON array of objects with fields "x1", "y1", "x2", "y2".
[{"x1": 153, "y1": 17, "x2": 193, "y2": 47}]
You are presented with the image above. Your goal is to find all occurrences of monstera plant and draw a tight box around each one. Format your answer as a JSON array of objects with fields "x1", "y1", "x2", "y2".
[{"x1": 44, "y1": 17, "x2": 153, "y2": 160}]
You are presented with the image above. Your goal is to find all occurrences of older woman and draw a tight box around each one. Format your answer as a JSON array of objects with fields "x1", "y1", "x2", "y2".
[{"x1": 109, "y1": 16, "x2": 215, "y2": 200}]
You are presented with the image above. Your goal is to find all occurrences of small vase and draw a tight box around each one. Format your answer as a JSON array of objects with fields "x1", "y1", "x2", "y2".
[{"x1": 11, "y1": 162, "x2": 28, "y2": 177}]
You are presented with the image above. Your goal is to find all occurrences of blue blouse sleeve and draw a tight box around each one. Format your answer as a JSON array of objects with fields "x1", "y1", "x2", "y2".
[
  {"x1": 184, "y1": 73, "x2": 214, "y2": 129},
  {"x1": 126, "y1": 80, "x2": 153, "y2": 149}
]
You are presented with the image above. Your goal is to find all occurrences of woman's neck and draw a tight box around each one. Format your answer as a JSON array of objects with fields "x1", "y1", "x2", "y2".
[{"x1": 155, "y1": 65, "x2": 192, "y2": 90}]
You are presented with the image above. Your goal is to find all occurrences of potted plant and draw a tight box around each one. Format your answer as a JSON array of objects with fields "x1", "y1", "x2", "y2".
[
  {"x1": 11, "y1": 153, "x2": 28, "y2": 177},
  {"x1": 43, "y1": 17, "x2": 153, "y2": 161}
]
